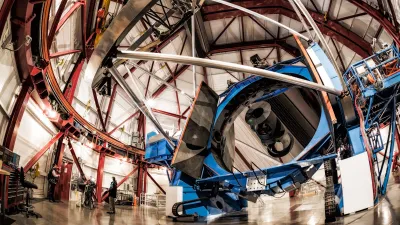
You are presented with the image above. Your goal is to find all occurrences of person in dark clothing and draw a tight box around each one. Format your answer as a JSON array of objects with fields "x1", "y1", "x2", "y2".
[
  {"x1": 48, "y1": 164, "x2": 60, "y2": 202},
  {"x1": 108, "y1": 177, "x2": 117, "y2": 214}
]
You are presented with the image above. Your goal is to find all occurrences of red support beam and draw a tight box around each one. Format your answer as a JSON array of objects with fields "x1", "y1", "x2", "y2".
[
  {"x1": 202, "y1": 0, "x2": 372, "y2": 58},
  {"x1": 104, "y1": 84, "x2": 117, "y2": 128},
  {"x1": 108, "y1": 111, "x2": 140, "y2": 135},
  {"x1": 55, "y1": 1, "x2": 83, "y2": 33},
  {"x1": 335, "y1": 12, "x2": 368, "y2": 22},
  {"x1": 47, "y1": 0, "x2": 68, "y2": 45},
  {"x1": 181, "y1": 106, "x2": 190, "y2": 116},
  {"x1": 3, "y1": 80, "x2": 33, "y2": 151},
  {"x1": 54, "y1": 133, "x2": 66, "y2": 168},
  {"x1": 24, "y1": 132, "x2": 63, "y2": 173},
  {"x1": 347, "y1": 0, "x2": 400, "y2": 47},
  {"x1": 151, "y1": 65, "x2": 190, "y2": 98},
  {"x1": 248, "y1": 15, "x2": 276, "y2": 38},
  {"x1": 80, "y1": 0, "x2": 87, "y2": 57},
  {"x1": 92, "y1": 89, "x2": 107, "y2": 131},
  {"x1": 211, "y1": 17, "x2": 237, "y2": 45},
  {"x1": 209, "y1": 40, "x2": 300, "y2": 57},
  {"x1": 122, "y1": 27, "x2": 185, "y2": 79},
  {"x1": 0, "y1": 0, "x2": 15, "y2": 36},
  {"x1": 145, "y1": 170, "x2": 166, "y2": 194},
  {"x1": 101, "y1": 166, "x2": 139, "y2": 201},
  {"x1": 67, "y1": 139, "x2": 86, "y2": 181},
  {"x1": 152, "y1": 108, "x2": 187, "y2": 119},
  {"x1": 86, "y1": 0, "x2": 98, "y2": 39},
  {"x1": 239, "y1": 50, "x2": 245, "y2": 79},
  {"x1": 49, "y1": 49, "x2": 81, "y2": 59},
  {"x1": 64, "y1": 58, "x2": 84, "y2": 103},
  {"x1": 136, "y1": 163, "x2": 147, "y2": 197},
  {"x1": 163, "y1": 62, "x2": 182, "y2": 128},
  {"x1": 96, "y1": 152, "x2": 105, "y2": 203},
  {"x1": 202, "y1": 66, "x2": 209, "y2": 84}
]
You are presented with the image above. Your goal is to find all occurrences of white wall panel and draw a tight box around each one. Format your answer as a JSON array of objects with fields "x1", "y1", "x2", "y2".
[{"x1": 13, "y1": 100, "x2": 58, "y2": 198}]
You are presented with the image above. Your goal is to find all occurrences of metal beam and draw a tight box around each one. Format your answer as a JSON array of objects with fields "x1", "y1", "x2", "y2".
[
  {"x1": 136, "y1": 163, "x2": 147, "y2": 197},
  {"x1": 92, "y1": 89, "x2": 107, "y2": 131},
  {"x1": 105, "y1": 84, "x2": 117, "y2": 128},
  {"x1": 335, "y1": 12, "x2": 368, "y2": 22},
  {"x1": 248, "y1": 15, "x2": 276, "y2": 39},
  {"x1": 151, "y1": 65, "x2": 190, "y2": 98},
  {"x1": 49, "y1": 49, "x2": 81, "y2": 59},
  {"x1": 67, "y1": 139, "x2": 86, "y2": 181},
  {"x1": 47, "y1": 0, "x2": 68, "y2": 45},
  {"x1": 64, "y1": 58, "x2": 85, "y2": 103},
  {"x1": 24, "y1": 132, "x2": 63, "y2": 173},
  {"x1": 96, "y1": 152, "x2": 105, "y2": 203},
  {"x1": 202, "y1": 0, "x2": 371, "y2": 58},
  {"x1": 108, "y1": 111, "x2": 140, "y2": 135},
  {"x1": 145, "y1": 170, "x2": 166, "y2": 194},
  {"x1": 54, "y1": 134, "x2": 66, "y2": 168},
  {"x1": 80, "y1": 0, "x2": 87, "y2": 57},
  {"x1": 211, "y1": 17, "x2": 237, "y2": 45},
  {"x1": 347, "y1": 0, "x2": 400, "y2": 47},
  {"x1": 0, "y1": 0, "x2": 15, "y2": 36},
  {"x1": 117, "y1": 51, "x2": 342, "y2": 95},
  {"x1": 209, "y1": 40, "x2": 300, "y2": 57},
  {"x1": 55, "y1": 1, "x2": 83, "y2": 34},
  {"x1": 152, "y1": 108, "x2": 187, "y2": 119},
  {"x1": 3, "y1": 80, "x2": 33, "y2": 150}
]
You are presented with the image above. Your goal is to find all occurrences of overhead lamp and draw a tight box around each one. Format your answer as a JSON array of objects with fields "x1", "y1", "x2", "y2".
[
  {"x1": 44, "y1": 109, "x2": 57, "y2": 119},
  {"x1": 145, "y1": 98, "x2": 156, "y2": 108}
]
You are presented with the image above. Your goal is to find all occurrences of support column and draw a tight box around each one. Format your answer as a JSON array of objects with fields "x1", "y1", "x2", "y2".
[
  {"x1": 53, "y1": 134, "x2": 66, "y2": 167},
  {"x1": 96, "y1": 151, "x2": 105, "y2": 203},
  {"x1": 3, "y1": 80, "x2": 33, "y2": 151},
  {"x1": 136, "y1": 162, "x2": 147, "y2": 199}
]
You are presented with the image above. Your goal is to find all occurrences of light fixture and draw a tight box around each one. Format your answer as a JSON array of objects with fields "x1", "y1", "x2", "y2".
[
  {"x1": 145, "y1": 98, "x2": 156, "y2": 108},
  {"x1": 44, "y1": 109, "x2": 57, "y2": 119}
]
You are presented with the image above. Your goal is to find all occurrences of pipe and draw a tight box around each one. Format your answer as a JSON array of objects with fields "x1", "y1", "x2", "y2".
[
  {"x1": 126, "y1": 62, "x2": 193, "y2": 101},
  {"x1": 210, "y1": 0, "x2": 310, "y2": 41},
  {"x1": 108, "y1": 66, "x2": 176, "y2": 149},
  {"x1": 192, "y1": 0, "x2": 197, "y2": 96},
  {"x1": 116, "y1": 51, "x2": 342, "y2": 96},
  {"x1": 291, "y1": 0, "x2": 347, "y2": 91},
  {"x1": 288, "y1": 0, "x2": 313, "y2": 40}
]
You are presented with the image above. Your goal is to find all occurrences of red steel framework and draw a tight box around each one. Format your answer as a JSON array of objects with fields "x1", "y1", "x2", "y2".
[
  {"x1": 201, "y1": 0, "x2": 373, "y2": 58},
  {"x1": 4, "y1": 0, "x2": 400, "y2": 207}
]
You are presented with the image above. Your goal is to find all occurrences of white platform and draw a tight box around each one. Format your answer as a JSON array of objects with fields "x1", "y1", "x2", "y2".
[
  {"x1": 165, "y1": 186, "x2": 182, "y2": 216},
  {"x1": 339, "y1": 152, "x2": 374, "y2": 214}
]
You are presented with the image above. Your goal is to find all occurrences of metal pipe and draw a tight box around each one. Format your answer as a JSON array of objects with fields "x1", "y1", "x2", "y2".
[
  {"x1": 288, "y1": 0, "x2": 313, "y2": 40},
  {"x1": 126, "y1": 62, "x2": 194, "y2": 101},
  {"x1": 124, "y1": 64, "x2": 146, "y2": 99},
  {"x1": 192, "y1": 0, "x2": 197, "y2": 96},
  {"x1": 117, "y1": 51, "x2": 342, "y2": 95},
  {"x1": 108, "y1": 66, "x2": 176, "y2": 148},
  {"x1": 292, "y1": 0, "x2": 347, "y2": 91},
  {"x1": 211, "y1": 0, "x2": 310, "y2": 41}
]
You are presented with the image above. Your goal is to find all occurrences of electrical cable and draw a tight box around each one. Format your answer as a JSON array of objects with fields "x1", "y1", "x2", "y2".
[
  {"x1": 249, "y1": 162, "x2": 267, "y2": 187},
  {"x1": 231, "y1": 166, "x2": 244, "y2": 187},
  {"x1": 378, "y1": 111, "x2": 393, "y2": 180}
]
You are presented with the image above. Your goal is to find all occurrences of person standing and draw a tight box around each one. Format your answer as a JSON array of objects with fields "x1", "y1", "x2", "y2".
[
  {"x1": 47, "y1": 164, "x2": 60, "y2": 202},
  {"x1": 107, "y1": 177, "x2": 117, "y2": 214}
]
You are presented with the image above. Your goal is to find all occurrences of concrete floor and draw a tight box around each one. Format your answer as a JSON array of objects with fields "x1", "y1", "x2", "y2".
[{"x1": 7, "y1": 182, "x2": 400, "y2": 225}]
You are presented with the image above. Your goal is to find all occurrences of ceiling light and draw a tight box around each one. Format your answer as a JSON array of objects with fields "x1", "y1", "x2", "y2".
[{"x1": 146, "y1": 98, "x2": 156, "y2": 108}]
